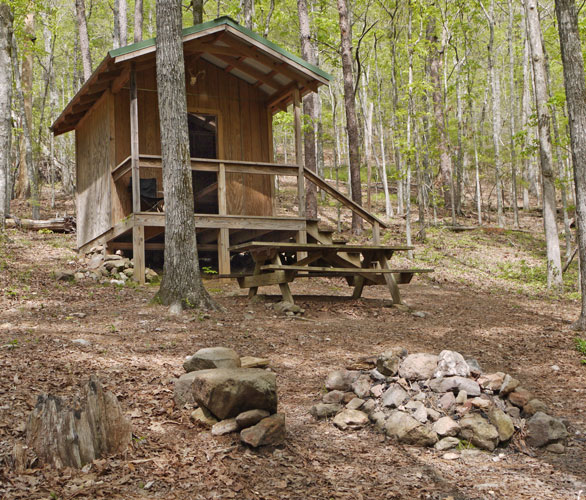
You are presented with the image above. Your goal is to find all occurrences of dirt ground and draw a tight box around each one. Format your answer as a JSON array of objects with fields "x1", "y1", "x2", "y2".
[{"x1": 1, "y1": 192, "x2": 586, "y2": 499}]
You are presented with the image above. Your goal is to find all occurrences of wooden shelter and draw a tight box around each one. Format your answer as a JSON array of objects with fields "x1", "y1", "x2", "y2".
[{"x1": 52, "y1": 17, "x2": 388, "y2": 284}]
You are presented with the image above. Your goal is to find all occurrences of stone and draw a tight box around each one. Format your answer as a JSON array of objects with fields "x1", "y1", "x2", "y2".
[
  {"x1": 429, "y1": 376, "x2": 481, "y2": 397},
  {"x1": 190, "y1": 368, "x2": 277, "y2": 420},
  {"x1": 361, "y1": 399, "x2": 376, "y2": 415},
  {"x1": 506, "y1": 406, "x2": 521, "y2": 419},
  {"x1": 385, "y1": 411, "x2": 438, "y2": 447},
  {"x1": 323, "y1": 390, "x2": 345, "y2": 404},
  {"x1": 104, "y1": 254, "x2": 123, "y2": 261},
  {"x1": 459, "y1": 414, "x2": 499, "y2": 451},
  {"x1": 523, "y1": 399, "x2": 548, "y2": 416},
  {"x1": 370, "y1": 384, "x2": 385, "y2": 398},
  {"x1": 508, "y1": 387, "x2": 533, "y2": 408},
  {"x1": 211, "y1": 418, "x2": 240, "y2": 435},
  {"x1": 499, "y1": 374, "x2": 520, "y2": 396},
  {"x1": 433, "y1": 416, "x2": 460, "y2": 437},
  {"x1": 325, "y1": 370, "x2": 360, "y2": 391},
  {"x1": 310, "y1": 403, "x2": 342, "y2": 419},
  {"x1": 398, "y1": 353, "x2": 439, "y2": 381},
  {"x1": 87, "y1": 254, "x2": 104, "y2": 269},
  {"x1": 370, "y1": 411, "x2": 387, "y2": 430},
  {"x1": 434, "y1": 350, "x2": 470, "y2": 378},
  {"x1": 72, "y1": 339, "x2": 91, "y2": 347},
  {"x1": 173, "y1": 372, "x2": 199, "y2": 407},
  {"x1": 438, "y1": 392, "x2": 456, "y2": 410},
  {"x1": 435, "y1": 437, "x2": 461, "y2": 451},
  {"x1": 376, "y1": 352, "x2": 401, "y2": 376},
  {"x1": 240, "y1": 413, "x2": 286, "y2": 447},
  {"x1": 442, "y1": 452, "x2": 460, "y2": 460},
  {"x1": 487, "y1": 407, "x2": 514, "y2": 442},
  {"x1": 190, "y1": 407, "x2": 218, "y2": 427},
  {"x1": 273, "y1": 301, "x2": 301, "y2": 314},
  {"x1": 144, "y1": 268, "x2": 158, "y2": 282},
  {"x1": 411, "y1": 311, "x2": 426, "y2": 318},
  {"x1": 104, "y1": 260, "x2": 127, "y2": 272},
  {"x1": 405, "y1": 400, "x2": 428, "y2": 423},
  {"x1": 351, "y1": 376, "x2": 372, "y2": 399},
  {"x1": 382, "y1": 384, "x2": 408, "y2": 408},
  {"x1": 546, "y1": 442, "x2": 565, "y2": 454},
  {"x1": 346, "y1": 398, "x2": 364, "y2": 410},
  {"x1": 342, "y1": 392, "x2": 356, "y2": 404},
  {"x1": 240, "y1": 356, "x2": 270, "y2": 369},
  {"x1": 471, "y1": 397, "x2": 491, "y2": 410},
  {"x1": 526, "y1": 412, "x2": 568, "y2": 448},
  {"x1": 236, "y1": 409, "x2": 270, "y2": 429},
  {"x1": 455, "y1": 390, "x2": 468, "y2": 404},
  {"x1": 478, "y1": 372, "x2": 506, "y2": 391},
  {"x1": 427, "y1": 408, "x2": 441, "y2": 422},
  {"x1": 183, "y1": 347, "x2": 241, "y2": 372},
  {"x1": 333, "y1": 409, "x2": 369, "y2": 430},
  {"x1": 369, "y1": 369, "x2": 388, "y2": 382},
  {"x1": 465, "y1": 358, "x2": 483, "y2": 377}
]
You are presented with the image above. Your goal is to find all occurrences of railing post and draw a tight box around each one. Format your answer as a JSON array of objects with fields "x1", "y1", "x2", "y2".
[
  {"x1": 293, "y1": 88, "x2": 307, "y2": 260},
  {"x1": 130, "y1": 64, "x2": 145, "y2": 284},
  {"x1": 217, "y1": 162, "x2": 230, "y2": 275},
  {"x1": 373, "y1": 221, "x2": 380, "y2": 245}
]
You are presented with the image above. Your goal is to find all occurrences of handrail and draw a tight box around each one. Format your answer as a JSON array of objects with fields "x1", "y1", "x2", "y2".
[{"x1": 303, "y1": 167, "x2": 388, "y2": 229}]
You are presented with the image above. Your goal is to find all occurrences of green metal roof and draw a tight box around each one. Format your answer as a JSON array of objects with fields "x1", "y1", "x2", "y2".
[{"x1": 109, "y1": 16, "x2": 332, "y2": 82}]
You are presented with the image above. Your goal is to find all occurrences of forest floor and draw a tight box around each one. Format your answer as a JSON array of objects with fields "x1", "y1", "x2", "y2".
[{"x1": 1, "y1": 189, "x2": 586, "y2": 499}]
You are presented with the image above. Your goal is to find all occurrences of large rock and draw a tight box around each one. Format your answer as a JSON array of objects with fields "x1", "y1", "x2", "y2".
[
  {"x1": 183, "y1": 347, "x2": 241, "y2": 372},
  {"x1": 433, "y1": 416, "x2": 460, "y2": 437},
  {"x1": 398, "y1": 353, "x2": 439, "y2": 381},
  {"x1": 174, "y1": 372, "x2": 199, "y2": 407},
  {"x1": 434, "y1": 350, "x2": 470, "y2": 378},
  {"x1": 333, "y1": 410, "x2": 369, "y2": 430},
  {"x1": 385, "y1": 411, "x2": 438, "y2": 446},
  {"x1": 459, "y1": 414, "x2": 499, "y2": 451},
  {"x1": 429, "y1": 376, "x2": 481, "y2": 397},
  {"x1": 487, "y1": 407, "x2": 515, "y2": 442},
  {"x1": 190, "y1": 368, "x2": 277, "y2": 420},
  {"x1": 325, "y1": 370, "x2": 360, "y2": 391},
  {"x1": 240, "y1": 413, "x2": 286, "y2": 447},
  {"x1": 382, "y1": 384, "x2": 408, "y2": 408},
  {"x1": 526, "y1": 412, "x2": 568, "y2": 448}
]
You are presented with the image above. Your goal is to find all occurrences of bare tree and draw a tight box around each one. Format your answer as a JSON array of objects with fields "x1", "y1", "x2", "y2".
[
  {"x1": 75, "y1": 0, "x2": 92, "y2": 81},
  {"x1": 0, "y1": 2, "x2": 12, "y2": 230},
  {"x1": 524, "y1": 0, "x2": 562, "y2": 288},
  {"x1": 337, "y1": 0, "x2": 362, "y2": 234},
  {"x1": 134, "y1": 0, "x2": 143, "y2": 43},
  {"x1": 155, "y1": 0, "x2": 216, "y2": 311},
  {"x1": 297, "y1": 0, "x2": 317, "y2": 219},
  {"x1": 555, "y1": 0, "x2": 586, "y2": 327}
]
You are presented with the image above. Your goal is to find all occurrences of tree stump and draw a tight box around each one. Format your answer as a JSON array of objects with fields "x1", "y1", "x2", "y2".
[{"x1": 26, "y1": 375, "x2": 131, "y2": 468}]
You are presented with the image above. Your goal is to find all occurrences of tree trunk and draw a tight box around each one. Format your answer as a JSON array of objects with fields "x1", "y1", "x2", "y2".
[
  {"x1": 242, "y1": 0, "x2": 254, "y2": 30},
  {"x1": 524, "y1": 0, "x2": 562, "y2": 289},
  {"x1": 193, "y1": 0, "x2": 203, "y2": 25},
  {"x1": 521, "y1": 35, "x2": 533, "y2": 210},
  {"x1": 119, "y1": 0, "x2": 128, "y2": 46},
  {"x1": 337, "y1": 0, "x2": 362, "y2": 234},
  {"x1": 508, "y1": 0, "x2": 519, "y2": 227},
  {"x1": 75, "y1": 0, "x2": 92, "y2": 81},
  {"x1": 374, "y1": 41, "x2": 391, "y2": 218},
  {"x1": 297, "y1": 0, "x2": 317, "y2": 219},
  {"x1": 0, "y1": 2, "x2": 11, "y2": 231},
  {"x1": 554, "y1": 0, "x2": 586, "y2": 327},
  {"x1": 134, "y1": 0, "x2": 143, "y2": 43},
  {"x1": 155, "y1": 0, "x2": 216, "y2": 310}
]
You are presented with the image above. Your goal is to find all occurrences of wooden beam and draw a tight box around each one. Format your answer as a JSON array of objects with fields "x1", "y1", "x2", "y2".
[
  {"x1": 111, "y1": 65, "x2": 131, "y2": 94},
  {"x1": 213, "y1": 53, "x2": 280, "y2": 91},
  {"x1": 130, "y1": 65, "x2": 141, "y2": 214},
  {"x1": 134, "y1": 213, "x2": 307, "y2": 231}
]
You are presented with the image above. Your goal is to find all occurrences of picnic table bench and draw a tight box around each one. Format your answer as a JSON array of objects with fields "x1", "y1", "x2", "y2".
[{"x1": 228, "y1": 241, "x2": 433, "y2": 304}]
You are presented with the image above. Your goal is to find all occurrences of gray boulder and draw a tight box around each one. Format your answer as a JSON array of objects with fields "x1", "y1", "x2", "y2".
[
  {"x1": 325, "y1": 370, "x2": 360, "y2": 391},
  {"x1": 398, "y1": 353, "x2": 439, "y2": 381},
  {"x1": 183, "y1": 347, "x2": 241, "y2": 372},
  {"x1": 459, "y1": 414, "x2": 499, "y2": 451},
  {"x1": 189, "y1": 368, "x2": 277, "y2": 420},
  {"x1": 434, "y1": 350, "x2": 470, "y2": 378},
  {"x1": 526, "y1": 412, "x2": 568, "y2": 448},
  {"x1": 385, "y1": 411, "x2": 438, "y2": 446}
]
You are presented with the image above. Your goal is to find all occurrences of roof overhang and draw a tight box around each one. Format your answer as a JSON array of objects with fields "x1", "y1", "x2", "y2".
[{"x1": 51, "y1": 16, "x2": 331, "y2": 136}]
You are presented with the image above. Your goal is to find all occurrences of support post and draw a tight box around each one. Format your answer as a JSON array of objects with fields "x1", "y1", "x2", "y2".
[
  {"x1": 130, "y1": 64, "x2": 145, "y2": 284},
  {"x1": 293, "y1": 88, "x2": 307, "y2": 258},
  {"x1": 217, "y1": 162, "x2": 230, "y2": 275},
  {"x1": 373, "y1": 221, "x2": 380, "y2": 245}
]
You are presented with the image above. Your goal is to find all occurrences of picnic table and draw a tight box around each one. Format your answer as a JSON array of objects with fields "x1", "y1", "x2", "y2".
[{"x1": 228, "y1": 241, "x2": 433, "y2": 304}]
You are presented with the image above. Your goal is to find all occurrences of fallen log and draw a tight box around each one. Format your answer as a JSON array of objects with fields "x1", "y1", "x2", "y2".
[{"x1": 5, "y1": 215, "x2": 76, "y2": 233}]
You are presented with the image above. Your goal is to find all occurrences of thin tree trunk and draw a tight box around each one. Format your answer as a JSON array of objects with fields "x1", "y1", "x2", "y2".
[
  {"x1": 242, "y1": 0, "x2": 254, "y2": 30},
  {"x1": 329, "y1": 86, "x2": 342, "y2": 231},
  {"x1": 134, "y1": 0, "x2": 143, "y2": 43},
  {"x1": 297, "y1": 0, "x2": 317, "y2": 219},
  {"x1": 524, "y1": 0, "x2": 562, "y2": 288},
  {"x1": 155, "y1": 0, "x2": 216, "y2": 310},
  {"x1": 374, "y1": 40, "x2": 391, "y2": 218},
  {"x1": 521, "y1": 36, "x2": 533, "y2": 210},
  {"x1": 508, "y1": 0, "x2": 520, "y2": 227},
  {"x1": 0, "y1": 2, "x2": 12, "y2": 230},
  {"x1": 390, "y1": 42, "x2": 403, "y2": 216},
  {"x1": 75, "y1": 0, "x2": 92, "y2": 81},
  {"x1": 119, "y1": 0, "x2": 128, "y2": 45},
  {"x1": 554, "y1": 0, "x2": 586, "y2": 326},
  {"x1": 263, "y1": 0, "x2": 275, "y2": 38},
  {"x1": 337, "y1": 0, "x2": 362, "y2": 234},
  {"x1": 193, "y1": 0, "x2": 203, "y2": 24}
]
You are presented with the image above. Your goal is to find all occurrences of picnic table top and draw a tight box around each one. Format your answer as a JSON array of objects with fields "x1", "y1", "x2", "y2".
[{"x1": 229, "y1": 241, "x2": 414, "y2": 253}]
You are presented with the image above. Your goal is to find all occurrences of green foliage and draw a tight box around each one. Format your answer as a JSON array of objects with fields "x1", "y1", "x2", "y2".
[{"x1": 575, "y1": 336, "x2": 586, "y2": 365}]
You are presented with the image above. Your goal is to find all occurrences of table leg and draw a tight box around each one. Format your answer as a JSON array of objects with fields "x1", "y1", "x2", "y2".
[
  {"x1": 352, "y1": 254, "x2": 373, "y2": 299},
  {"x1": 273, "y1": 253, "x2": 295, "y2": 304},
  {"x1": 248, "y1": 258, "x2": 263, "y2": 299},
  {"x1": 376, "y1": 250, "x2": 402, "y2": 304}
]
